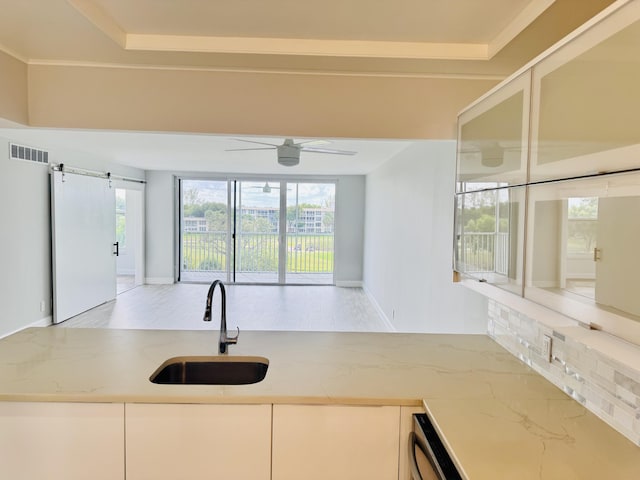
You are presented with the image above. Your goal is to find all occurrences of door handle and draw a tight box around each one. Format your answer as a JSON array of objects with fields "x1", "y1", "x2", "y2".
[
  {"x1": 113, "y1": 242, "x2": 119, "y2": 256},
  {"x1": 408, "y1": 432, "x2": 423, "y2": 480}
]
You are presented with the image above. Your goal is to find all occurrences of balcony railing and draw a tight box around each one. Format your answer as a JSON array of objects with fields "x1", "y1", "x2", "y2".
[
  {"x1": 458, "y1": 232, "x2": 509, "y2": 275},
  {"x1": 286, "y1": 233, "x2": 334, "y2": 273},
  {"x1": 181, "y1": 231, "x2": 334, "y2": 275}
]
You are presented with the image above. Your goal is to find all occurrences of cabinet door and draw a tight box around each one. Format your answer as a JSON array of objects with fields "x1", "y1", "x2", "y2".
[
  {"x1": 530, "y1": 2, "x2": 640, "y2": 182},
  {"x1": 272, "y1": 404, "x2": 400, "y2": 480},
  {"x1": 454, "y1": 186, "x2": 526, "y2": 295},
  {"x1": 125, "y1": 403, "x2": 271, "y2": 480},
  {"x1": 457, "y1": 70, "x2": 530, "y2": 193},
  {"x1": 524, "y1": 173, "x2": 640, "y2": 344},
  {"x1": 0, "y1": 402, "x2": 124, "y2": 480}
]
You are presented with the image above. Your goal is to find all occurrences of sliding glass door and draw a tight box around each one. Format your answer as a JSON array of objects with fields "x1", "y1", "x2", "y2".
[
  {"x1": 235, "y1": 181, "x2": 282, "y2": 283},
  {"x1": 180, "y1": 179, "x2": 231, "y2": 283},
  {"x1": 179, "y1": 178, "x2": 335, "y2": 285},
  {"x1": 286, "y1": 182, "x2": 335, "y2": 284}
]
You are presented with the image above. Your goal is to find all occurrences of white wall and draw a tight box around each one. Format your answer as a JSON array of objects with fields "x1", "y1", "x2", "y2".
[
  {"x1": 334, "y1": 176, "x2": 365, "y2": 285},
  {"x1": 144, "y1": 173, "x2": 365, "y2": 285},
  {"x1": 145, "y1": 171, "x2": 176, "y2": 284},
  {"x1": 0, "y1": 136, "x2": 51, "y2": 337},
  {"x1": 363, "y1": 141, "x2": 487, "y2": 333},
  {"x1": 0, "y1": 134, "x2": 144, "y2": 338}
]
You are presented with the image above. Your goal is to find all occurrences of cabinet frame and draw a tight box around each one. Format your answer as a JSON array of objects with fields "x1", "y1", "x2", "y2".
[{"x1": 455, "y1": 0, "x2": 640, "y2": 346}]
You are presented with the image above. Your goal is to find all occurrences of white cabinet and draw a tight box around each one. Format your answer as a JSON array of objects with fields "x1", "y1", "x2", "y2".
[
  {"x1": 0, "y1": 400, "x2": 414, "y2": 480},
  {"x1": 455, "y1": 0, "x2": 640, "y2": 345},
  {"x1": 456, "y1": 70, "x2": 530, "y2": 192},
  {"x1": 125, "y1": 403, "x2": 271, "y2": 480},
  {"x1": 272, "y1": 404, "x2": 400, "y2": 480},
  {"x1": 530, "y1": 2, "x2": 640, "y2": 182},
  {"x1": 0, "y1": 402, "x2": 124, "y2": 480}
]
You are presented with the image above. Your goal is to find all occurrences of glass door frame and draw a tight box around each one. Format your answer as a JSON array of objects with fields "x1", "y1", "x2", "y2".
[{"x1": 177, "y1": 175, "x2": 337, "y2": 285}]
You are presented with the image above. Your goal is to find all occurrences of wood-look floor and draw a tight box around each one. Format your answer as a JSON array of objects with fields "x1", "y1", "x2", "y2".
[{"x1": 56, "y1": 284, "x2": 390, "y2": 332}]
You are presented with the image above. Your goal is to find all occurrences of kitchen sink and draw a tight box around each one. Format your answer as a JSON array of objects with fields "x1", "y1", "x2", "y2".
[{"x1": 150, "y1": 356, "x2": 269, "y2": 385}]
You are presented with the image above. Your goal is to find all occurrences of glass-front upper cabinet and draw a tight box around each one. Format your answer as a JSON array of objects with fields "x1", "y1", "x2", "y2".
[
  {"x1": 525, "y1": 172, "x2": 640, "y2": 330},
  {"x1": 530, "y1": 2, "x2": 640, "y2": 182},
  {"x1": 456, "y1": 71, "x2": 530, "y2": 193},
  {"x1": 454, "y1": 186, "x2": 525, "y2": 295}
]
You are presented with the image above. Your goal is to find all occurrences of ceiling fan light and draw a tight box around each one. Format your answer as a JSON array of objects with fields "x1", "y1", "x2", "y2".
[{"x1": 278, "y1": 156, "x2": 300, "y2": 167}]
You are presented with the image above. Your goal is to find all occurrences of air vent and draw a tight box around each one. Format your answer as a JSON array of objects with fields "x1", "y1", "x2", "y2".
[{"x1": 9, "y1": 143, "x2": 49, "y2": 165}]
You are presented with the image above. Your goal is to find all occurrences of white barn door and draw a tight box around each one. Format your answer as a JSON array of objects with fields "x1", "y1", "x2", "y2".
[{"x1": 51, "y1": 170, "x2": 116, "y2": 324}]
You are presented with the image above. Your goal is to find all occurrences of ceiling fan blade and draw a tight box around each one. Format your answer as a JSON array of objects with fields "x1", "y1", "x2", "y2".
[
  {"x1": 296, "y1": 140, "x2": 330, "y2": 147},
  {"x1": 301, "y1": 147, "x2": 357, "y2": 155},
  {"x1": 231, "y1": 138, "x2": 280, "y2": 147},
  {"x1": 225, "y1": 147, "x2": 276, "y2": 152}
]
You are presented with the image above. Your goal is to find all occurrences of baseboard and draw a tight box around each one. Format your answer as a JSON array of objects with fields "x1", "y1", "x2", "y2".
[
  {"x1": 144, "y1": 277, "x2": 175, "y2": 285},
  {"x1": 362, "y1": 284, "x2": 396, "y2": 332},
  {"x1": 0, "y1": 315, "x2": 53, "y2": 340},
  {"x1": 532, "y1": 281, "x2": 560, "y2": 288},
  {"x1": 31, "y1": 316, "x2": 53, "y2": 327},
  {"x1": 335, "y1": 280, "x2": 363, "y2": 288}
]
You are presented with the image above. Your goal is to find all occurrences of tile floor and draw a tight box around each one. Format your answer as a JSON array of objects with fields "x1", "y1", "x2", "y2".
[
  {"x1": 56, "y1": 284, "x2": 390, "y2": 332},
  {"x1": 117, "y1": 275, "x2": 136, "y2": 295}
]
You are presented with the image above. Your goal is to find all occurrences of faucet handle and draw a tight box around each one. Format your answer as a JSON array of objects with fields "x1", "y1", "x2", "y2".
[
  {"x1": 227, "y1": 327, "x2": 240, "y2": 343},
  {"x1": 219, "y1": 327, "x2": 240, "y2": 354}
]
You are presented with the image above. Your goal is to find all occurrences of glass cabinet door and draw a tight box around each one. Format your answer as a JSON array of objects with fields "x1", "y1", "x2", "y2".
[
  {"x1": 530, "y1": 2, "x2": 640, "y2": 182},
  {"x1": 456, "y1": 71, "x2": 530, "y2": 193},
  {"x1": 525, "y1": 172, "x2": 640, "y2": 328},
  {"x1": 454, "y1": 186, "x2": 525, "y2": 295}
]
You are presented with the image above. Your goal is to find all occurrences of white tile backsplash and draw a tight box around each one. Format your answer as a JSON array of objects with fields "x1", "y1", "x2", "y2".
[{"x1": 487, "y1": 299, "x2": 640, "y2": 446}]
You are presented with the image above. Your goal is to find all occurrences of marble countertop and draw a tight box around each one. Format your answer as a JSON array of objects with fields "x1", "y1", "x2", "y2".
[{"x1": 0, "y1": 327, "x2": 638, "y2": 478}]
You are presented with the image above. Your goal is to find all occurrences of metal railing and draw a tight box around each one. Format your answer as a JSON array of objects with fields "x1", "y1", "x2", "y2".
[
  {"x1": 458, "y1": 232, "x2": 509, "y2": 275},
  {"x1": 181, "y1": 231, "x2": 334, "y2": 275},
  {"x1": 286, "y1": 233, "x2": 334, "y2": 273},
  {"x1": 182, "y1": 231, "x2": 228, "y2": 272}
]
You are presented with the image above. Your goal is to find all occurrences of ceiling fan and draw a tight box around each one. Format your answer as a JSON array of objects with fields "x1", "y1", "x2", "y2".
[
  {"x1": 248, "y1": 182, "x2": 282, "y2": 193},
  {"x1": 226, "y1": 138, "x2": 357, "y2": 167}
]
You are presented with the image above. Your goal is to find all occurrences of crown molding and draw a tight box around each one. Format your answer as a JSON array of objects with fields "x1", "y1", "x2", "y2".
[
  {"x1": 0, "y1": 42, "x2": 29, "y2": 64},
  {"x1": 67, "y1": 0, "x2": 126, "y2": 47},
  {"x1": 488, "y1": 0, "x2": 556, "y2": 58},
  {"x1": 26, "y1": 58, "x2": 506, "y2": 81},
  {"x1": 125, "y1": 34, "x2": 490, "y2": 60}
]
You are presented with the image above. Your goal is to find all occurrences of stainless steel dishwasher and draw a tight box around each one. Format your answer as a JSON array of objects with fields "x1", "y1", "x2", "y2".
[{"x1": 408, "y1": 413, "x2": 462, "y2": 480}]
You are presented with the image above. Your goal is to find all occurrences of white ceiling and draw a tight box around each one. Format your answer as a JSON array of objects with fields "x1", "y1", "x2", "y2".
[
  {"x1": 0, "y1": 126, "x2": 415, "y2": 175},
  {"x1": 0, "y1": 0, "x2": 554, "y2": 64}
]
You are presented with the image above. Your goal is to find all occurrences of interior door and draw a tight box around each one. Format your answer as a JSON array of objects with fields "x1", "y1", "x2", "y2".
[
  {"x1": 51, "y1": 170, "x2": 116, "y2": 323},
  {"x1": 595, "y1": 196, "x2": 640, "y2": 317}
]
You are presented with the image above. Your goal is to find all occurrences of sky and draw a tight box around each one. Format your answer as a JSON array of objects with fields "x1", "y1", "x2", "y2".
[{"x1": 183, "y1": 179, "x2": 335, "y2": 208}]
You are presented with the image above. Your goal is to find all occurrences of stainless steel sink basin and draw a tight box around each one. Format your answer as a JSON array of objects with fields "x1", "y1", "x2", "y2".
[{"x1": 150, "y1": 356, "x2": 269, "y2": 385}]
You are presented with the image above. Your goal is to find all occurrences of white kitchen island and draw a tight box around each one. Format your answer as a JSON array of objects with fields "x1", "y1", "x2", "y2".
[{"x1": 0, "y1": 328, "x2": 638, "y2": 479}]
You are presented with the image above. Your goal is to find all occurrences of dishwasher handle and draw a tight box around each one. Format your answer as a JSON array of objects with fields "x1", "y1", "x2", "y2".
[
  {"x1": 409, "y1": 431, "x2": 444, "y2": 480},
  {"x1": 408, "y1": 432, "x2": 425, "y2": 480}
]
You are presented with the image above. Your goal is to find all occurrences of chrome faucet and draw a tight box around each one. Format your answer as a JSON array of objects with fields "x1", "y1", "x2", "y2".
[{"x1": 203, "y1": 280, "x2": 239, "y2": 354}]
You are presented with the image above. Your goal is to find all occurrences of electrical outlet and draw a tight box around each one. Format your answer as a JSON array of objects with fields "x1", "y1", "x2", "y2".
[
  {"x1": 542, "y1": 334, "x2": 553, "y2": 363},
  {"x1": 40, "y1": 300, "x2": 46, "y2": 313}
]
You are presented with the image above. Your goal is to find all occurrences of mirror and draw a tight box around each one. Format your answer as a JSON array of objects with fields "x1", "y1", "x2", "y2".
[
  {"x1": 454, "y1": 186, "x2": 525, "y2": 295},
  {"x1": 525, "y1": 172, "x2": 640, "y2": 326}
]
